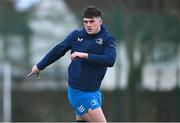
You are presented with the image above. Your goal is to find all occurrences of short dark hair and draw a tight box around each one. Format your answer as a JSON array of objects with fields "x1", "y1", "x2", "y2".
[{"x1": 83, "y1": 6, "x2": 102, "y2": 18}]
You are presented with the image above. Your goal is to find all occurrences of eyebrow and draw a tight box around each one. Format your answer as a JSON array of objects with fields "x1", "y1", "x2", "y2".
[{"x1": 83, "y1": 20, "x2": 95, "y2": 23}]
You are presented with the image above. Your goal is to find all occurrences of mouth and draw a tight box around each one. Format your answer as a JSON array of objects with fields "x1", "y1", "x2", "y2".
[{"x1": 87, "y1": 28, "x2": 92, "y2": 32}]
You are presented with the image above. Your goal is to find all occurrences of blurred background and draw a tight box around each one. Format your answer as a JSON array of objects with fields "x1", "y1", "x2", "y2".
[{"x1": 0, "y1": 0, "x2": 180, "y2": 122}]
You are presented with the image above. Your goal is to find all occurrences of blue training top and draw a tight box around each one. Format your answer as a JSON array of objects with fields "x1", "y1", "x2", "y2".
[{"x1": 37, "y1": 26, "x2": 116, "y2": 91}]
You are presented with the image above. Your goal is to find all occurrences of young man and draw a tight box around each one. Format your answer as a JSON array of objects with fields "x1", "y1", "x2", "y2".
[{"x1": 27, "y1": 6, "x2": 116, "y2": 122}]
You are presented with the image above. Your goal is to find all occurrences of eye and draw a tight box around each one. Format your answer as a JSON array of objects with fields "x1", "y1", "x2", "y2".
[
  {"x1": 84, "y1": 20, "x2": 95, "y2": 24},
  {"x1": 89, "y1": 20, "x2": 95, "y2": 23},
  {"x1": 84, "y1": 20, "x2": 88, "y2": 24}
]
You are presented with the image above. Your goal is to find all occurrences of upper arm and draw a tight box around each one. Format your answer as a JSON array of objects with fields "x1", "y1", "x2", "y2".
[{"x1": 103, "y1": 36, "x2": 116, "y2": 60}]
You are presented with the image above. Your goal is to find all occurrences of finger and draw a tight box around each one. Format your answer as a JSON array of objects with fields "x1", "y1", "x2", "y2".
[
  {"x1": 71, "y1": 54, "x2": 76, "y2": 60},
  {"x1": 26, "y1": 72, "x2": 34, "y2": 78},
  {"x1": 36, "y1": 72, "x2": 40, "y2": 79},
  {"x1": 71, "y1": 56, "x2": 76, "y2": 60},
  {"x1": 71, "y1": 55, "x2": 74, "y2": 60},
  {"x1": 36, "y1": 72, "x2": 39, "y2": 77}
]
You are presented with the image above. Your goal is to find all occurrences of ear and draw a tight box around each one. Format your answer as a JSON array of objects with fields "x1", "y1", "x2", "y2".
[{"x1": 99, "y1": 18, "x2": 103, "y2": 25}]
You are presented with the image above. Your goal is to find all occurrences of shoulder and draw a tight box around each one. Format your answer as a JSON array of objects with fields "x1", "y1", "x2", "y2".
[
  {"x1": 66, "y1": 29, "x2": 87, "y2": 40},
  {"x1": 104, "y1": 33, "x2": 115, "y2": 40},
  {"x1": 75, "y1": 28, "x2": 87, "y2": 37},
  {"x1": 66, "y1": 29, "x2": 80, "y2": 39},
  {"x1": 68, "y1": 27, "x2": 86, "y2": 36},
  {"x1": 68, "y1": 30, "x2": 78, "y2": 36},
  {"x1": 102, "y1": 32, "x2": 115, "y2": 44},
  {"x1": 101, "y1": 31, "x2": 116, "y2": 47},
  {"x1": 101, "y1": 26, "x2": 115, "y2": 41}
]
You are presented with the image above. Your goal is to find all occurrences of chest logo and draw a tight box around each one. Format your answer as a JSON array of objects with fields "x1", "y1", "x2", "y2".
[
  {"x1": 77, "y1": 37, "x2": 83, "y2": 42},
  {"x1": 96, "y1": 38, "x2": 103, "y2": 45}
]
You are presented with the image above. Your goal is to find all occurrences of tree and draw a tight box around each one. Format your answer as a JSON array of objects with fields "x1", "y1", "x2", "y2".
[
  {"x1": 0, "y1": 0, "x2": 32, "y2": 67},
  {"x1": 122, "y1": 0, "x2": 180, "y2": 121}
]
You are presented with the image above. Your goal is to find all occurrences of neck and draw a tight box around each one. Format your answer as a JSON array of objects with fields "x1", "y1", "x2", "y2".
[
  {"x1": 92, "y1": 26, "x2": 101, "y2": 35},
  {"x1": 96, "y1": 26, "x2": 101, "y2": 33}
]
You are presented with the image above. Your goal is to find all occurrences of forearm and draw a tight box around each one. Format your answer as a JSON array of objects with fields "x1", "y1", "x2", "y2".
[
  {"x1": 71, "y1": 51, "x2": 116, "y2": 67},
  {"x1": 37, "y1": 44, "x2": 69, "y2": 70},
  {"x1": 37, "y1": 52, "x2": 61, "y2": 70},
  {"x1": 87, "y1": 53, "x2": 115, "y2": 67}
]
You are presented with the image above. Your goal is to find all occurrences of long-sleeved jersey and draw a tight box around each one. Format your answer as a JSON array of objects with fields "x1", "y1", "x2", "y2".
[{"x1": 37, "y1": 26, "x2": 116, "y2": 91}]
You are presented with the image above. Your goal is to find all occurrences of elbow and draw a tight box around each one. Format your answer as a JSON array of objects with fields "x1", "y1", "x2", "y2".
[
  {"x1": 107, "y1": 58, "x2": 115, "y2": 67},
  {"x1": 107, "y1": 52, "x2": 116, "y2": 67}
]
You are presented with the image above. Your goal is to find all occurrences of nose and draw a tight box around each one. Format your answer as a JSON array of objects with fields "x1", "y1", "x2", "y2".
[{"x1": 87, "y1": 22, "x2": 91, "y2": 26}]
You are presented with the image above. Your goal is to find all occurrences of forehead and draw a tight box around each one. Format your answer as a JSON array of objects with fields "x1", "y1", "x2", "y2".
[{"x1": 83, "y1": 17, "x2": 100, "y2": 21}]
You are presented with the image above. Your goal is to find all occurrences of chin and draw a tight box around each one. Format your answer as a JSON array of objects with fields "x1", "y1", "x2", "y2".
[
  {"x1": 87, "y1": 31, "x2": 96, "y2": 34},
  {"x1": 87, "y1": 32, "x2": 93, "y2": 34}
]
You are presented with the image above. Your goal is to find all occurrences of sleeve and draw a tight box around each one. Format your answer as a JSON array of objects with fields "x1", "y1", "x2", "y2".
[
  {"x1": 87, "y1": 36, "x2": 116, "y2": 67},
  {"x1": 37, "y1": 30, "x2": 77, "y2": 70}
]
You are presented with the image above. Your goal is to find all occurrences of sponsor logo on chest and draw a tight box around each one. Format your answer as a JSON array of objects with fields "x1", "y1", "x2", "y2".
[
  {"x1": 96, "y1": 38, "x2": 103, "y2": 45},
  {"x1": 77, "y1": 37, "x2": 83, "y2": 42}
]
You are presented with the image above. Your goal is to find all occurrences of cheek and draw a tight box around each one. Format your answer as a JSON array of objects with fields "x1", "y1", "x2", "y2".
[
  {"x1": 96, "y1": 21, "x2": 102, "y2": 26},
  {"x1": 84, "y1": 24, "x2": 89, "y2": 29},
  {"x1": 93, "y1": 23, "x2": 100, "y2": 28}
]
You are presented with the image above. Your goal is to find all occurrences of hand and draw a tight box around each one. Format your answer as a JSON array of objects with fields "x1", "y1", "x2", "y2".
[
  {"x1": 71, "y1": 52, "x2": 88, "y2": 60},
  {"x1": 26, "y1": 65, "x2": 40, "y2": 78}
]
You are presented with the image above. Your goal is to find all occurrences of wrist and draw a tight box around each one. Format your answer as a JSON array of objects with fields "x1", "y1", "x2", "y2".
[
  {"x1": 35, "y1": 64, "x2": 41, "y2": 71},
  {"x1": 85, "y1": 53, "x2": 88, "y2": 59}
]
